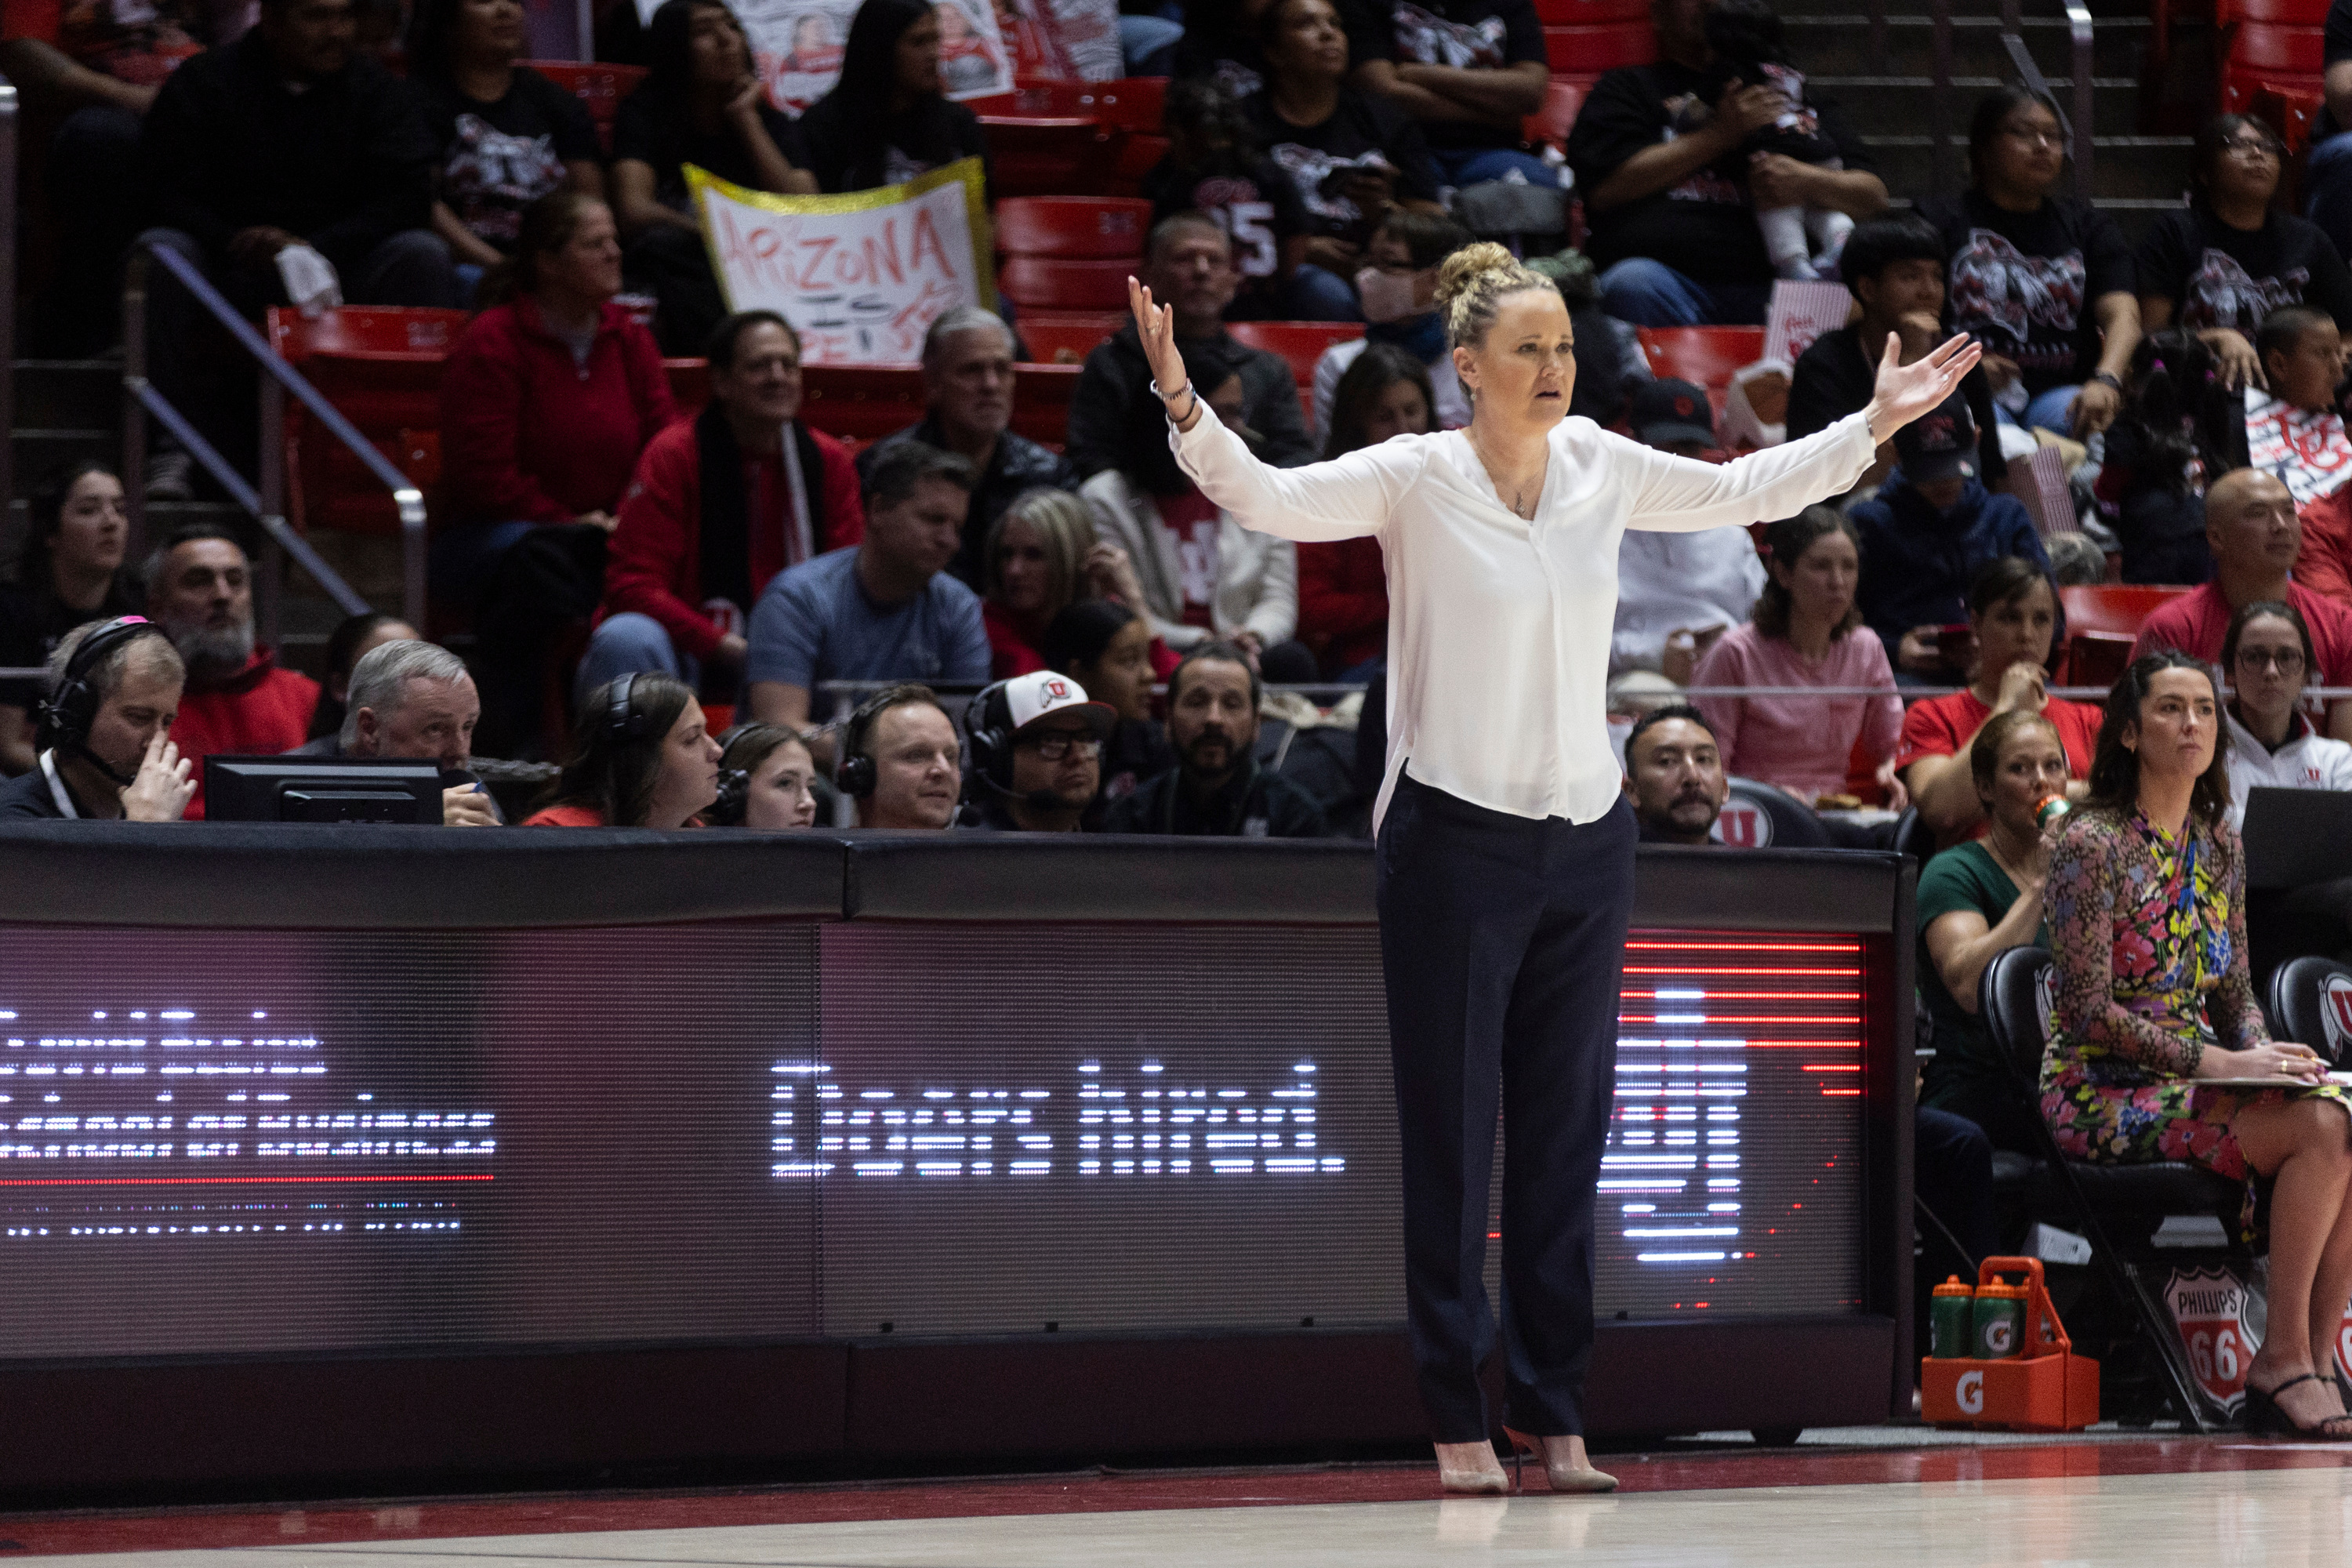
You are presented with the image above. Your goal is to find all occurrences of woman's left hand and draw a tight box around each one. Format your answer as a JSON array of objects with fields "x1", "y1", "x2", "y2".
[
  {"x1": 1087, "y1": 541, "x2": 1146, "y2": 608},
  {"x1": 1875, "y1": 755, "x2": 1911, "y2": 812},
  {"x1": 1864, "y1": 331, "x2": 1982, "y2": 442}
]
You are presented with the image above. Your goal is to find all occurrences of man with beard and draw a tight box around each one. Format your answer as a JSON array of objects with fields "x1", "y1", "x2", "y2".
[
  {"x1": 1619, "y1": 702, "x2": 1730, "y2": 844},
  {"x1": 855, "y1": 309, "x2": 1077, "y2": 588},
  {"x1": 959, "y1": 669, "x2": 1114, "y2": 833},
  {"x1": 0, "y1": 617, "x2": 195, "y2": 820},
  {"x1": 144, "y1": 526, "x2": 320, "y2": 818},
  {"x1": 1105, "y1": 640, "x2": 1328, "y2": 837}
]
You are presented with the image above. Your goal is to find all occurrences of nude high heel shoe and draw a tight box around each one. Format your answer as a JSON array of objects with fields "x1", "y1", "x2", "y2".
[
  {"x1": 1434, "y1": 1439, "x2": 1510, "y2": 1494},
  {"x1": 1502, "y1": 1427, "x2": 1618, "y2": 1493}
]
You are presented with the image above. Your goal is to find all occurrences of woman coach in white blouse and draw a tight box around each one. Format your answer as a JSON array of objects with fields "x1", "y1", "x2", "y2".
[{"x1": 1128, "y1": 246, "x2": 1977, "y2": 1495}]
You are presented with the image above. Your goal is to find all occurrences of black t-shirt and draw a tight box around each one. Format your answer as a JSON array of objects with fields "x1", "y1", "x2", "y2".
[
  {"x1": 793, "y1": 93, "x2": 989, "y2": 195},
  {"x1": 1142, "y1": 151, "x2": 1305, "y2": 312},
  {"x1": 1788, "y1": 323, "x2": 2005, "y2": 483},
  {"x1": 1173, "y1": 0, "x2": 1269, "y2": 98},
  {"x1": 612, "y1": 88, "x2": 814, "y2": 211},
  {"x1": 415, "y1": 68, "x2": 599, "y2": 252},
  {"x1": 1240, "y1": 88, "x2": 1439, "y2": 243},
  {"x1": 0, "y1": 577, "x2": 140, "y2": 710},
  {"x1": 1339, "y1": 0, "x2": 1546, "y2": 150},
  {"x1": 1564, "y1": 60, "x2": 1876, "y2": 285},
  {"x1": 1915, "y1": 189, "x2": 2135, "y2": 396},
  {"x1": 2133, "y1": 205, "x2": 2352, "y2": 335}
]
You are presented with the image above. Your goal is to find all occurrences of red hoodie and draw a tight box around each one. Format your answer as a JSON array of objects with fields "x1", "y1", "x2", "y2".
[
  {"x1": 440, "y1": 296, "x2": 676, "y2": 526},
  {"x1": 603, "y1": 417, "x2": 865, "y2": 660},
  {"x1": 169, "y1": 648, "x2": 321, "y2": 819},
  {"x1": 1298, "y1": 537, "x2": 1388, "y2": 673}
]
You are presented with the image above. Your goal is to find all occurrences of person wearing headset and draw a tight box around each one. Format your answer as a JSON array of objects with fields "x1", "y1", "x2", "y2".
[
  {"x1": 837, "y1": 683, "x2": 962, "y2": 830},
  {"x1": 523, "y1": 672, "x2": 721, "y2": 827},
  {"x1": 0, "y1": 616, "x2": 197, "y2": 821},
  {"x1": 960, "y1": 669, "x2": 1116, "y2": 833},
  {"x1": 704, "y1": 722, "x2": 822, "y2": 829}
]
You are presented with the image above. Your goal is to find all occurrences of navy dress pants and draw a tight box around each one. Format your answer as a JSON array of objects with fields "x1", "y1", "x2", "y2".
[{"x1": 1375, "y1": 768, "x2": 1638, "y2": 1442}]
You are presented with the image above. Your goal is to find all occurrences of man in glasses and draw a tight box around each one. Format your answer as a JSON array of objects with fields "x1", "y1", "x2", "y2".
[{"x1": 961, "y1": 670, "x2": 1116, "y2": 833}]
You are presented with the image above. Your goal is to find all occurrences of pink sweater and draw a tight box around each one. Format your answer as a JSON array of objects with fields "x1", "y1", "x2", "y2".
[{"x1": 1693, "y1": 620, "x2": 1904, "y2": 801}]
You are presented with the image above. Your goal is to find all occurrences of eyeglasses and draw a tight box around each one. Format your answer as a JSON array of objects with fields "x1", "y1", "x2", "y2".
[
  {"x1": 1020, "y1": 733, "x2": 1103, "y2": 760},
  {"x1": 2002, "y1": 125, "x2": 2065, "y2": 149},
  {"x1": 2237, "y1": 647, "x2": 2307, "y2": 673},
  {"x1": 2220, "y1": 135, "x2": 2283, "y2": 157}
]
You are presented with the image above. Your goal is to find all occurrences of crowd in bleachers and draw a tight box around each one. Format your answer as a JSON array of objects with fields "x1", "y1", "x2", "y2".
[{"x1": 10, "y1": 0, "x2": 2352, "y2": 856}]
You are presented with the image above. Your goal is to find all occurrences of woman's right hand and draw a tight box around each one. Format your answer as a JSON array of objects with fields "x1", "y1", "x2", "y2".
[
  {"x1": 1126, "y1": 274, "x2": 1196, "y2": 423},
  {"x1": 2196, "y1": 1040, "x2": 2330, "y2": 1083},
  {"x1": 1086, "y1": 541, "x2": 1147, "y2": 608},
  {"x1": 1993, "y1": 659, "x2": 2049, "y2": 714},
  {"x1": 726, "y1": 75, "x2": 766, "y2": 124}
]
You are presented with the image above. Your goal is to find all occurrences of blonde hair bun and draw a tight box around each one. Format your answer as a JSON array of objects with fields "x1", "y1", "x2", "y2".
[{"x1": 1433, "y1": 241, "x2": 1558, "y2": 352}]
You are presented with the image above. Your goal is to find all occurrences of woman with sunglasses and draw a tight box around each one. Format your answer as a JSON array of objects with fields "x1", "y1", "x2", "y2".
[{"x1": 2136, "y1": 114, "x2": 2352, "y2": 394}]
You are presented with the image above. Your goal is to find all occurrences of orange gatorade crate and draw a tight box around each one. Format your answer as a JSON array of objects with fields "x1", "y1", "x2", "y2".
[{"x1": 1920, "y1": 1256, "x2": 2100, "y2": 1431}]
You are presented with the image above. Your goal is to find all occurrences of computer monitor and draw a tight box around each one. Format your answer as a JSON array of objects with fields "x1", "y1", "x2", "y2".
[
  {"x1": 203, "y1": 755, "x2": 444, "y2": 823},
  {"x1": 2242, "y1": 786, "x2": 2352, "y2": 888}
]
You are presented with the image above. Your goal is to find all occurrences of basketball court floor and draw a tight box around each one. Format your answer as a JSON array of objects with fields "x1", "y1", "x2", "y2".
[{"x1": 4, "y1": 1428, "x2": 2347, "y2": 1568}]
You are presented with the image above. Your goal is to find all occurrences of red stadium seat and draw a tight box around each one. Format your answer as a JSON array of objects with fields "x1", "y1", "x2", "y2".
[
  {"x1": 995, "y1": 196, "x2": 1152, "y2": 258},
  {"x1": 975, "y1": 115, "x2": 1120, "y2": 199},
  {"x1": 2065, "y1": 630, "x2": 2139, "y2": 690},
  {"x1": 796, "y1": 366, "x2": 929, "y2": 443},
  {"x1": 1008, "y1": 361, "x2": 1080, "y2": 449},
  {"x1": 2221, "y1": 20, "x2": 2324, "y2": 109},
  {"x1": 1534, "y1": 0, "x2": 1649, "y2": 21},
  {"x1": 998, "y1": 256, "x2": 1134, "y2": 310},
  {"x1": 2058, "y1": 583, "x2": 2184, "y2": 639},
  {"x1": 1543, "y1": 21, "x2": 1656, "y2": 75},
  {"x1": 1635, "y1": 326, "x2": 1766, "y2": 415},
  {"x1": 1228, "y1": 320, "x2": 1366, "y2": 420},
  {"x1": 1020, "y1": 317, "x2": 1118, "y2": 363},
  {"x1": 267, "y1": 307, "x2": 470, "y2": 538},
  {"x1": 1084, "y1": 76, "x2": 1167, "y2": 133},
  {"x1": 525, "y1": 60, "x2": 649, "y2": 157}
]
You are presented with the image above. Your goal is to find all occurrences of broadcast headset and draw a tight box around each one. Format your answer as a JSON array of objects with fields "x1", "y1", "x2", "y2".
[
  {"x1": 36, "y1": 615, "x2": 174, "y2": 787},
  {"x1": 962, "y1": 678, "x2": 1059, "y2": 814},
  {"x1": 603, "y1": 671, "x2": 655, "y2": 742},
  {"x1": 833, "y1": 689, "x2": 896, "y2": 799}
]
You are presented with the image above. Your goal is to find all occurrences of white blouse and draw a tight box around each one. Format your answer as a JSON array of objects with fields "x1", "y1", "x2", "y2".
[{"x1": 1171, "y1": 406, "x2": 1878, "y2": 829}]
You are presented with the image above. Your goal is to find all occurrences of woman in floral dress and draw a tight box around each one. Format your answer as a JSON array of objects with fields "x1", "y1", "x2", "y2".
[{"x1": 2043, "y1": 651, "x2": 2352, "y2": 1437}]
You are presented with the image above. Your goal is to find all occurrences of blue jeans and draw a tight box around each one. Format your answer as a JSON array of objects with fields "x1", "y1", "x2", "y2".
[
  {"x1": 428, "y1": 518, "x2": 538, "y2": 604},
  {"x1": 2308, "y1": 130, "x2": 2352, "y2": 259},
  {"x1": 576, "y1": 612, "x2": 702, "y2": 710},
  {"x1": 1431, "y1": 145, "x2": 1560, "y2": 189},
  {"x1": 1286, "y1": 263, "x2": 1363, "y2": 321},
  {"x1": 1993, "y1": 383, "x2": 2084, "y2": 436},
  {"x1": 1596, "y1": 258, "x2": 1773, "y2": 327}
]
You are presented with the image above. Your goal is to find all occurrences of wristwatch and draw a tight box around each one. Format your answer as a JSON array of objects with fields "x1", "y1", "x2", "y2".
[{"x1": 2090, "y1": 372, "x2": 2123, "y2": 393}]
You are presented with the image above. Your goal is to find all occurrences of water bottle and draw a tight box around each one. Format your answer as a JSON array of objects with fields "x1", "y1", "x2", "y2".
[
  {"x1": 1930, "y1": 1276, "x2": 1976, "y2": 1359},
  {"x1": 1973, "y1": 1281, "x2": 2027, "y2": 1359},
  {"x1": 2035, "y1": 794, "x2": 2072, "y2": 833}
]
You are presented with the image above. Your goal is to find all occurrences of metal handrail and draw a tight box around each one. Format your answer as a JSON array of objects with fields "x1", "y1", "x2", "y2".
[{"x1": 121, "y1": 241, "x2": 424, "y2": 634}]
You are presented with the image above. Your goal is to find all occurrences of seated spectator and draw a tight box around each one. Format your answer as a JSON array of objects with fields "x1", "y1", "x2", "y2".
[
  {"x1": 795, "y1": 0, "x2": 989, "y2": 196},
  {"x1": 1083, "y1": 344, "x2": 1308, "y2": 674},
  {"x1": 2046, "y1": 530, "x2": 2107, "y2": 586},
  {"x1": 1105, "y1": 641, "x2": 1328, "y2": 836},
  {"x1": 1787, "y1": 213, "x2": 2005, "y2": 484},
  {"x1": 855, "y1": 308, "x2": 1077, "y2": 586},
  {"x1": 1853, "y1": 395, "x2": 2047, "y2": 679},
  {"x1": 2, "y1": 0, "x2": 209, "y2": 354},
  {"x1": 589, "y1": 311, "x2": 865, "y2": 702},
  {"x1": 613, "y1": 0, "x2": 817, "y2": 354},
  {"x1": 2248, "y1": 305, "x2": 2352, "y2": 604},
  {"x1": 1142, "y1": 78, "x2": 1301, "y2": 321},
  {"x1": 1916, "y1": 88, "x2": 2136, "y2": 437},
  {"x1": 2222, "y1": 599, "x2": 2352, "y2": 829},
  {"x1": 982, "y1": 488, "x2": 1153, "y2": 680},
  {"x1": 2305, "y1": 0, "x2": 2352, "y2": 260},
  {"x1": 1898, "y1": 557, "x2": 2100, "y2": 845},
  {"x1": 2138, "y1": 114, "x2": 2352, "y2": 394},
  {"x1": 1341, "y1": 0, "x2": 1549, "y2": 191},
  {"x1": 1310, "y1": 210, "x2": 1475, "y2": 442},
  {"x1": 838, "y1": 682, "x2": 963, "y2": 829},
  {"x1": 288, "y1": 638, "x2": 499, "y2": 826},
  {"x1": 960, "y1": 669, "x2": 1117, "y2": 831},
  {"x1": 136, "y1": 0, "x2": 458, "y2": 496},
  {"x1": 405, "y1": 0, "x2": 602, "y2": 284},
  {"x1": 2042, "y1": 650, "x2": 2352, "y2": 1439},
  {"x1": 306, "y1": 611, "x2": 420, "y2": 742},
  {"x1": 1565, "y1": 0, "x2": 1883, "y2": 326},
  {"x1": 0, "y1": 463, "x2": 141, "y2": 775},
  {"x1": 2132, "y1": 469, "x2": 2352, "y2": 740},
  {"x1": 524, "y1": 672, "x2": 721, "y2": 826},
  {"x1": 147, "y1": 528, "x2": 320, "y2": 818},
  {"x1": 1300, "y1": 343, "x2": 1427, "y2": 678},
  {"x1": 1917, "y1": 708, "x2": 2064, "y2": 1156},
  {"x1": 1044, "y1": 598, "x2": 1176, "y2": 809},
  {"x1": 439, "y1": 189, "x2": 677, "y2": 753},
  {"x1": 1611, "y1": 380, "x2": 1766, "y2": 683},
  {"x1": 0, "y1": 618, "x2": 194, "y2": 821},
  {"x1": 1243, "y1": 0, "x2": 1440, "y2": 321},
  {"x1": 1069, "y1": 213, "x2": 1316, "y2": 477},
  {"x1": 1524, "y1": 247, "x2": 1653, "y2": 429},
  {"x1": 1693, "y1": 506, "x2": 1905, "y2": 808},
  {"x1": 1620, "y1": 702, "x2": 1729, "y2": 844},
  {"x1": 2092, "y1": 330, "x2": 2243, "y2": 586},
  {"x1": 1700, "y1": 0, "x2": 1856, "y2": 280},
  {"x1": 744, "y1": 442, "x2": 991, "y2": 730},
  {"x1": 706, "y1": 722, "x2": 820, "y2": 828}
]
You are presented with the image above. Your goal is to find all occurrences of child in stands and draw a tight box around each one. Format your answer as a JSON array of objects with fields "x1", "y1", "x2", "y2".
[{"x1": 1702, "y1": 0, "x2": 1854, "y2": 280}]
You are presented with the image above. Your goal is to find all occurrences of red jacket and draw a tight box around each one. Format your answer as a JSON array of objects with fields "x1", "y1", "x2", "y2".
[
  {"x1": 441, "y1": 296, "x2": 675, "y2": 526},
  {"x1": 1298, "y1": 536, "x2": 1388, "y2": 673},
  {"x1": 169, "y1": 648, "x2": 321, "y2": 819},
  {"x1": 603, "y1": 417, "x2": 865, "y2": 660}
]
